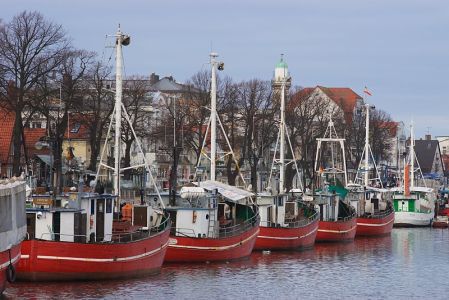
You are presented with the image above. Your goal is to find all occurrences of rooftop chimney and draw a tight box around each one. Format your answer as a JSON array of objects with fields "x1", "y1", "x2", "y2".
[
  {"x1": 425, "y1": 134, "x2": 431, "y2": 141},
  {"x1": 149, "y1": 72, "x2": 159, "y2": 85}
]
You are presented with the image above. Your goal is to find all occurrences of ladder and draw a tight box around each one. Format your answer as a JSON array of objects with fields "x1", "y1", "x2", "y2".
[{"x1": 207, "y1": 196, "x2": 217, "y2": 238}]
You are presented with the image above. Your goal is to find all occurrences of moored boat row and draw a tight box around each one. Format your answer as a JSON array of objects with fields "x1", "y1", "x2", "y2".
[{"x1": 1, "y1": 26, "x2": 441, "y2": 295}]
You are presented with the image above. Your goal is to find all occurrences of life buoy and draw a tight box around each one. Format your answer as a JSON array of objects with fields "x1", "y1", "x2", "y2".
[{"x1": 6, "y1": 264, "x2": 16, "y2": 283}]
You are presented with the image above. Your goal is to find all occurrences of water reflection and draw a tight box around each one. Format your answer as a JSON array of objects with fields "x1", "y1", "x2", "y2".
[{"x1": 5, "y1": 229, "x2": 448, "y2": 300}]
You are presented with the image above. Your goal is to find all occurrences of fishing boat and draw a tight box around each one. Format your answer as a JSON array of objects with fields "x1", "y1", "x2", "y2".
[
  {"x1": 392, "y1": 124, "x2": 435, "y2": 227},
  {"x1": 347, "y1": 103, "x2": 395, "y2": 236},
  {"x1": 254, "y1": 56, "x2": 319, "y2": 251},
  {"x1": 0, "y1": 177, "x2": 26, "y2": 294},
  {"x1": 17, "y1": 26, "x2": 171, "y2": 281},
  {"x1": 163, "y1": 53, "x2": 259, "y2": 262},
  {"x1": 313, "y1": 117, "x2": 357, "y2": 242}
]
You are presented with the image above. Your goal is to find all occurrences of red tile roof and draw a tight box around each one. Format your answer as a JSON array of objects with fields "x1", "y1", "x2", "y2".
[
  {"x1": 64, "y1": 114, "x2": 90, "y2": 140},
  {"x1": 290, "y1": 86, "x2": 363, "y2": 123},
  {"x1": 0, "y1": 107, "x2": 15, "y2": 164},
  {"x1": 23, "y1": 128, "x2": 49, "y2": 157}
]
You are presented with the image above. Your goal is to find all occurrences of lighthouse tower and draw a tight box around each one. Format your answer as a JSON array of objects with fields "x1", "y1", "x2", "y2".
[{"x1": 272, "y1": 54, "x2": 291, "y2": 99}]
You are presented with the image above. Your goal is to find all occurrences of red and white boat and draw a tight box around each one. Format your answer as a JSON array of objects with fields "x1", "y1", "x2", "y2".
[
  {"x1": 347, "y1": 187, "x2": 395, "y2": 236},
  {"x1": 17, "y1": 193, "x2": 170, "y2": 281},
  {"x1": 347, "y1": 103, "x2": 394, "y2": 236},
  {"x1": 254, "y1": 57, "x2": 319, "y2": 251},
  {"x1": 164, "y1": 182, "x2": 259, "y2": 262},
  {"x1": 17, "y1": 27, "x2": 171, "y2": 281},
  {"x1": 163, "y1": 53, "x2": 259, "y2": 263},
  {"x1": 255, "y1": 194, "x2": 318, "y2": 250},
  {"x1": 0, "y1": 178, "x2": 26, "y2": 294},
  {"x1": 314, "y1": 193, "x2": 357, "y2": 242},
  {"x1": 311, "y1": 116, "x2": 357, "y2": 242}
]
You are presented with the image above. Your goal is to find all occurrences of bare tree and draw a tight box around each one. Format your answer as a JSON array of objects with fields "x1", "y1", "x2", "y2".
[
  {"x1": 36, "y1": 49, "x2": 94, "y2": 190},
  {"x1": 0, "y1": 11, "x2": 69, "y2": 175},
  {"x1": 285, "y1": 87, "x2": 344, "y2": 190},
  {"x1": 121, "y1": 76, "x2": 151, "y2": 180},
  {"x1": 83, "y1": 61, "x2": 114, "y2": 172}
]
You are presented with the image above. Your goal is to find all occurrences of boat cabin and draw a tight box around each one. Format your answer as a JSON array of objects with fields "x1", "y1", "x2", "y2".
[
  {"x1": 26, "y1": 193, "x2": 116, "y2": 243},
  {"x1": 0, "y1": 179, "x2": 27, "y2": 253},
  {"x1": 165, "y1": 180, "x2": 256, "y2": 239},
  {"x1": 392, "y1": 187, "x2": 434, "y2": 214},
  {"x1": 257, "y1": 193, "x2": 301, "y2": 227}
]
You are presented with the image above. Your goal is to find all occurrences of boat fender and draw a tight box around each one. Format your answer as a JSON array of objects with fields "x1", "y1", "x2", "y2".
[{"x1": 6, "y1": 264, "x2": 16, "y2": 283}]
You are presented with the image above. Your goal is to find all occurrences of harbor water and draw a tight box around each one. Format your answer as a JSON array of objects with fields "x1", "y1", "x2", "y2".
[{"x1": 4, "y1": 228, "x2": 449, "y2": 299}]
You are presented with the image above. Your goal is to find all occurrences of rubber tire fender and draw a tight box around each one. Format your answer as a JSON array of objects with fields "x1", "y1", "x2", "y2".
[{"x1": 6, "y1": 264, "x2": 16, "y2": 283}]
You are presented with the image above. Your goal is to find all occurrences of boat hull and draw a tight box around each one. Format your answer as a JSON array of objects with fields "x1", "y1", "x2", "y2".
[
  {"x1": 316, "y1": 217, "x2": 357, "y2": 242},
  {"x1": 0, "y1": 243, "x2": 21, "y2": 294},
  {"x1": 164, "y1": 225, "x2": 259, "y2": 263},
  {"x1": 17, "y1": 228, "x2": 170, "y2": 281},
  {"x1": 254, "y1": 218, "x2": 319, "y2": 250},
  {"x1": 356, "y1": 210, "x2": 395, "y2": 236},
  {"x1": 394, "y1": 211, "x2": 433, "y2": 227}
]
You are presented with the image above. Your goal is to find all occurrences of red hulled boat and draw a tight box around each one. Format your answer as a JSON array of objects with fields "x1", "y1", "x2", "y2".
[
  {"x1": 164, "y1": 181, "x2": 259, "y2": 263},
  {"x1": 0, "y1": 179, "x2": 26, "y2": 294},
  {"x1": 254, "y1": 200, "x2": 319, "y2": 250},
  {"x1": 346, "y1": 103, "x2": 395, "y2": 236},
  {"x1": 316, "y1": 217, "x2": 357, "y2": 242},
  {"x1": 253, "y1": 57, "x2": 319, "y2": 251},
  {"x1": 356, "y1": 208, "x2": 395, "y2": 236},
  {"x1": 314, "y1": 193, "x2": 357, "y2": 242},
  {"x1": 17, "y1": 27, "x2": 171, "y2": 281},
  {"x1": 17, "y1": 194, "x2": 171, "y2": 281},
  {"x1": 312, "y1": 116, "x2": 357, "y2": 242}
]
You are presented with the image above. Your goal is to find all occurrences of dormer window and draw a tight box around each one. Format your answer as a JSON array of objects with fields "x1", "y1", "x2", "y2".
[{"x1": 70, "y1": 123, "x2": 81, "y2": 133}]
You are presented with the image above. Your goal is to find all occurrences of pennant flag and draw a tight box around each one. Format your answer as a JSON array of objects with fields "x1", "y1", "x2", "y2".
[{"x1": 363, "y1": 86, "x2": 372, "y2": 96}]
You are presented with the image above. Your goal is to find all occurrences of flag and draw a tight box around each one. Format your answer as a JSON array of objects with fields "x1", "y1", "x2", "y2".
[{"x1": 363, "y1": 86, "x2": 372, "y2": 96}]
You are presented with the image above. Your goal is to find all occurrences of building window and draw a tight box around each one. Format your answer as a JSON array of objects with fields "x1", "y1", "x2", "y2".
[{"x1": 70, "y1": 123, "x2": 81, "y2": 133}]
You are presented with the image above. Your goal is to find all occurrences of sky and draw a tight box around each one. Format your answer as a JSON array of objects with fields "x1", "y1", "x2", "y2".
[{"x1": 2, "y1": 0, "x2": 449, "y2": 138}]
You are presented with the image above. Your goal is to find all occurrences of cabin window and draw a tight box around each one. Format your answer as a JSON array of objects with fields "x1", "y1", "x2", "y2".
[
  {"x1": 91, "y1": 199, "x2": 95, "y2": 214},
  {"x1": 106, "y1": 199, "x2": 112, "y2": 213}
]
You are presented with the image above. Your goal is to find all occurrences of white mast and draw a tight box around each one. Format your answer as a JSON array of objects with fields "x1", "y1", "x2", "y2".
[
  {"x1": 113, "y1": 26, "x2": 124, "y2": 197},
  {"x1": 279, "y1": 75, "x2": 286, "y2": 193},
  {"x1": 364, "y1": 103, "x2": 370, "y2": 187},
  {"x1": 210, "y1": 52, "x2": 218, "y2": 181},
  {"x1": 410, "y1": 122, "x2": 415, "y2": 188}
]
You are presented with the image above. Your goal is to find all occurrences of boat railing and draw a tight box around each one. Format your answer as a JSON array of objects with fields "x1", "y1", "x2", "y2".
[
  {"x1": 263, "y1": 208, "x2": 319, "y2": 228},
  {"x1": 218, "y1": 213, "x2": 259, "y2": 239},
  {"x1": 171, "y1": 227, "x2": 197, "y2": 238},
  {"x1": 363, "y1": 206, "x2": 394, "y2": 219},
  {"x1": 109, "y1": 216, "x2": 171, "y2": 243},
  {"x1": 37, "y1": 217, "x2": 170, "y2": 244}
]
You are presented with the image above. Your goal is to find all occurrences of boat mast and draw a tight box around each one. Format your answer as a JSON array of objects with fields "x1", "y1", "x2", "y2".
[
  {"x1": 210, "y1": 53, "x2": 218, "y2": 181},
  {"x1": 364, "y1": 103, "x2": 370, "y2": 187},
  {"x1": 279, "y1": 70, "x2": 286, "y2": 193},
  {"x1": 114, "y1": 26, "x2": 124, "y2": 198},
  {"x1": 410, "y1": 122, "x2": 415, "y2": 188}
]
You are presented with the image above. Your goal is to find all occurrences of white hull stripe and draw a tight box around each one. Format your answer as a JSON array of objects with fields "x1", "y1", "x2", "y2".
[
  {"x1": 169, "y1": 229, "x2": 259, "y2": 251},
  {"x1": 0, "y1": 252, "x2": 21, "y2": 271},
  {"x1": 20, "y1": 241, "x2": 168, "y2": 263},
  {"x1": 258, "y1": 226, "x2": 318, "y2": 240},
  {"x1": 318, "y1": 225, "x2": 357, "y2": 234},
  {"x1": 357, "y1": 218, "x2": 394, "y2": 227}
]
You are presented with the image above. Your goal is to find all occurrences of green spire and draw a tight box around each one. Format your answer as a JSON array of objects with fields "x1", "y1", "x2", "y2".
[{"x1": 276, "y1": 54, "x2": 288, "y2": 69}]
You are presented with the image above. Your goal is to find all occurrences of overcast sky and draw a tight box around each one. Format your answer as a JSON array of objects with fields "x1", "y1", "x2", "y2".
[{"x1": 3, "y1": 0, "x2": 449, "y2": 138}]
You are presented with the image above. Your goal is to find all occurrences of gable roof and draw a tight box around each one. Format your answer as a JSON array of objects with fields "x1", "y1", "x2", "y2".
[
  {"x1": 150, "y1": 77, "x2": 188, "y2": 92},
  {"x1": 290, "y1": 86, "x2": 363, "y2": 124},
  {"x1": 0, "y1": 107, "x2": 15, "y2": 164},
  {"x1": 414, "y1": 139, "x2": 442, "y2": 173},
  {"x1": 317, "y1": 86, "x2": 363, "y2": 123}
]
